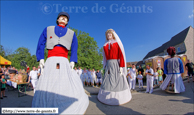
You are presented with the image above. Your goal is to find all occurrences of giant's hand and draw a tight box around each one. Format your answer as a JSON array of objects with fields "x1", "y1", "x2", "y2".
[
  {"x1": 39, "y1": 59, "x2": 44, "y2": 75},
  {"x1": 70, "y1": 62, "x2": 75, "y2": 70},
  {"x1": 119, "y1": 67, "x2": 123, "y2": 76}
]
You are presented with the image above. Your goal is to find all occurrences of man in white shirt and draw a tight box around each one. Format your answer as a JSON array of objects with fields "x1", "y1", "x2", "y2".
[
  {"x1": 28, "y1": 66, "x2": 39, "y2": 93},
  {"x1": 90, "y1": 69, "x2": 96, "y2": 87},
  {"x1": 77, "y1": 67, "x2": 82, "y2": 81},
  {"x1": 145, "y1": 65, "x2": 154, "y2": 94},
  {"x1": 128, "y1": 64, "x2": 137, "y2": 90}
]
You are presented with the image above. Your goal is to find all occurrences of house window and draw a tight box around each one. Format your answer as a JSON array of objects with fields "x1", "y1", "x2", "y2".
[{"x1": 177, "y1": 47, "x2": 181, "y2": 53}]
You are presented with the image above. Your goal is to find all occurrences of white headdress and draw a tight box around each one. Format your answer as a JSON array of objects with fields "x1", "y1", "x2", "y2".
[{"x1": 103, "y1": 29, "x2": 127, "y2": 76}]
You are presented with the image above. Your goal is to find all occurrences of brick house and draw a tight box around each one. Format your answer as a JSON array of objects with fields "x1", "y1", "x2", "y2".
[
  {"x1": 126, "y1": 61, "x2": 138, "y2": 68},
  {"x1": 143, "y1": 26, "x2": 194, "y2": 62}
]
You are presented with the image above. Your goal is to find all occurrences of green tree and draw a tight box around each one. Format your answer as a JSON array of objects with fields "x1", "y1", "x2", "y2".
[
  {"x1": 0, "y1": 45, "x2": 5, "y2": 57},
  {"x1": 68, "y1": 27, "x2": 103, "y2": 70},
  {"x1": 7, "y1": 47, "x2": 38, "y2": 69}
]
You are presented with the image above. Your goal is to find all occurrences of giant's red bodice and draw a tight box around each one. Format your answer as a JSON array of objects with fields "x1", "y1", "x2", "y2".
[
  {"x1": 48, "y1": 46, "x2": 68, "y2": 58},
  {"x1": 103, "y1": 42, "x2": 125, "y2": 67}
]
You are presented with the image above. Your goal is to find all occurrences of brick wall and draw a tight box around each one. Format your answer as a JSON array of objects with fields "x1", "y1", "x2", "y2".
[
  {"x1": 184, "y1": 26, "x2": 194, "y2": 62},
  {"x1": 174, "y1": 43, "x2": 186, "y2": 53}
]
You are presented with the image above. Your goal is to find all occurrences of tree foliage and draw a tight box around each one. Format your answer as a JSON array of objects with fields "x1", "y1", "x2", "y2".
[
  {"x1": 68, "y1": 27, "x2": 103, "y2": 70},
  {"x1": 0, "y1": 45, "x2": 5, "y2": 57},
  {"x1": 1, "y1": 46, "x2": 39, "y2": 70}
]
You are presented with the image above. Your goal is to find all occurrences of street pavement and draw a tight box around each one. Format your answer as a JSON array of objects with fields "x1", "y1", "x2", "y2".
[{"x1": 0, "y1": 78, "x2": 193, "y2": 114}]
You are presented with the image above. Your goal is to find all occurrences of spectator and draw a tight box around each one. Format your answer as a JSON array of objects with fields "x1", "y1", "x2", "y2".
[
  {"x1": 185, "y1": 59, "x2": 194, "y2": 82},
  {"x1": 87, "y1": 69, "x2": 92, "y2": 86},
  {"x1": 17, "y1": 70, "x2": 27, "y2": 83},
  {"x1": 19, "y1": 69, "x2": 22, "y2": 73},
  {"x1": 27, "y1": 70, "x2": 32, "y2": 89},
  {"x1": 26, "y1": 66, "x2": 30, "y2": 73},
  {"x1": 15, "y1": 69, "x2": 19, "y2": 74},
  {"x1": 28, "y1": 66, "x2": 39, "y2": 93},
  {"x1": 90, "y1": 69, "x2": 96, "y2": 87},
  {"x1": 161, "y1": 68, "x2": 166, "y2": 83},
  {"x1": 157, "y1": 67, "x2": 163, "y2": 85},
  {"x1": 0, "y1": 68, "x2": 3, "y2": 79},
  {"x1": 137, "y1": 71, "x2": 143, "y2": 89},
  {"x1": 74, "y1": 67, "x2": 79, "y2": 75},
  {"x1": 138, "y1": 65, "x2": 144, "y2": 76},
  {"x1": 153, "y1": 68, "x2": 159, "y2": 86},
  {"x1": 145, "y1": 65, "x2": 154, "y2": 94},
  {"x1": 82, "y1": 68, "x2": 88, "y2": 86},
  {"x1": 0, "y1": 74, "x2": 7, "y2": 99},
  {"x1": 77, "y1": 67, "x2": 82, "y2": 81},
  {"x1": 96, "y1": 69, "x2": 102, "y2": 87},
  {"x1": 128, "y1": 64, "x2": 137, "y2": 90},
  {"x1": 9, "y1": 69, "x2": 17, "y2": 81},
  {"x1": 5, "y1": 69, "x2": 9, "y2": 79},
  {"x1": 35, "y1": 67, "x2": 38, "y2": 72},
  {"x1": 157, "y1": 67, "x2": 164, "y2": 84}
]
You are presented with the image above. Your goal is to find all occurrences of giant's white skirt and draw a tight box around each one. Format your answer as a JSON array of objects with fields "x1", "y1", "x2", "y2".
[
  {"x1": 160, "y1": 74, "x2": 185, "y2": 93},
  {"x1": 98, "y1": 87, "x2": 132, "y2": 105},
  {"x1": 97, "y1": 60, "x2": 132, "y2": 105},
  {"x1": 32, "y1": 57, "x2": 89, "y2": 114}
]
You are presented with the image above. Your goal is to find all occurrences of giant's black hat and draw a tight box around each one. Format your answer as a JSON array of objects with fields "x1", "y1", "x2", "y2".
[
  {"x1": 57, "y1": 12, "x2": 70, "y2": 21},
  {"x1": 56, "y1": 12, "x2": 70, "y2": 26}
]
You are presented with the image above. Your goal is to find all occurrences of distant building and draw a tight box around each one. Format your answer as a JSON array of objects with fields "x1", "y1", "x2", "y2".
[
  {"x1": 143, "y1": 26, "x2": 194, "y2": 62},
  {"x1": 126, "y1": 61, "x2": 138, "y2": 68}
]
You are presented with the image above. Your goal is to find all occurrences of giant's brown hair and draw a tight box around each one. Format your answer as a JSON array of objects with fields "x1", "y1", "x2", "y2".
[{"x1": 105, "y1": 29, "x2": 116, "y2": 41}]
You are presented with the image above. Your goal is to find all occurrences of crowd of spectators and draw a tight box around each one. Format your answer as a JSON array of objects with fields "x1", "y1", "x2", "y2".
[
  {"x1": 0, "y1": 59, "x2": 193, "y2": 97},
  {"x1": 74, "y1": 67, "x2": 103, "y2": 87}
]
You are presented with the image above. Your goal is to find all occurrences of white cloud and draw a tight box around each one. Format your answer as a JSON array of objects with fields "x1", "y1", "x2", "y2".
[
  {"x1": 188, "y1": 14, "x2": 193, "y2": 19},
  {"x1": 188, "y1": 10, "x2": 194, "y2": 19}
]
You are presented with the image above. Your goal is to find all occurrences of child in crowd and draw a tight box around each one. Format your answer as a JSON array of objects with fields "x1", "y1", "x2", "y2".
[
  {"x1": 157, "y1": 67, "x2": 163, "y2": 85},
  {"x1": 96, "y1": 69, "x2": 102, "y2": 87},
  {"x1": 0, "y1": 74, "x2": 7, "y2": 99},
  {"x1": 137, "y1": 71, "x2": 143, "y2": 89},
  {"x1": 82, "y1": 68, "x2": 88, "y2": 86},
  {"x1": 154, "y1": 69, "x2": 159, "y2": 86}
]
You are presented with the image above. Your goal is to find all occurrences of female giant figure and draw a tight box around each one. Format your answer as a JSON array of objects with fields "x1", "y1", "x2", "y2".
[{"x1": 97, "y1": 29, "x2": 132, "y2": 105}]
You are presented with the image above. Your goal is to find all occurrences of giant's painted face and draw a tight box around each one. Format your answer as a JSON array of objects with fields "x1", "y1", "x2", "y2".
[
  {"x1": 57, "y1": 15, "x2": 68, "y2": 26},
  {"x1": 107, "y1": 32, "x2": 113, "y2": 40}
]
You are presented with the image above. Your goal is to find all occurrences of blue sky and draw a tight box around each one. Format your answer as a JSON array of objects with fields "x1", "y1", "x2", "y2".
[{"x1": 1, "y1": 0, "x2": 193, "y2": 62}]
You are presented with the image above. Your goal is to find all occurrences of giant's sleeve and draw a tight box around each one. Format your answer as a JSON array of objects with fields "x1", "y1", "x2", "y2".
[
  {"x1": 164, "y1": 59, "x2": 168, "y2": 74},
  {"x1": 178, "y1": 58, "x2": 184, "y2": 73},
  {"x1": 70, "y1": 33, "x2": 78, "y2": 63},
  {"x1": 36, "y1": 28, "x2": 47, "y2": 62},
  {"x1": 118, "y1": 44, "x2": 125, "y2": 67}
]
